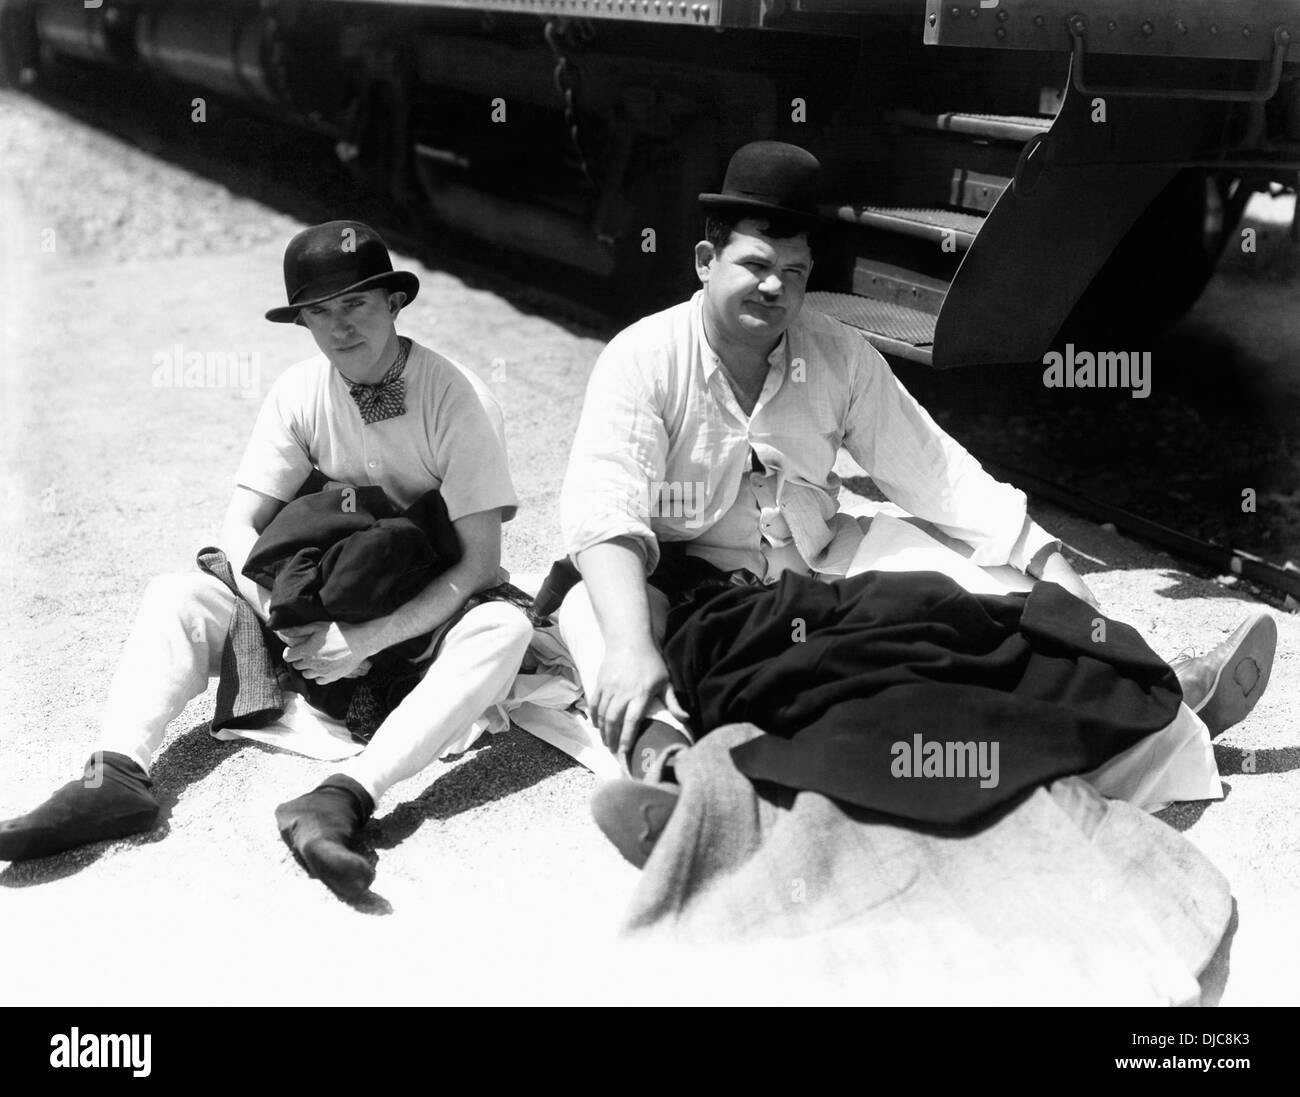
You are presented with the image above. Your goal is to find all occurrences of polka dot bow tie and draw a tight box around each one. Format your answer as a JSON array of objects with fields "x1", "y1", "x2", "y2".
[{"x1": 344, "y1": 340, "x2": 408, "y2": 425}]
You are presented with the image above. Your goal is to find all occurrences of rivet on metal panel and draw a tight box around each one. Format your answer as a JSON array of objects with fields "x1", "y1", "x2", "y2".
[
  {"x1": 1242, "y1": 26, "x2": 1252, "y2": 38},
  {"x1": 1175, "y1": 20, "x2": 1187, "y2": 35},
  {"x1": 1140, "y1": 21, "x2": 1153, "y2": 37},
  {"x1": 1034, "y1": 15, "x2": 1045, "y2": 28},
  {"x1": 1106, "y1": 20, "x2": 1115, "y2": 32},
  {"x1": 929, "y1": 12, "x2": 937, "y2": 26},
  {"x1": 995, "y1": 26, "x2": 1006, "y2": 40},
  {"x1": 997, "y1": 10, "x2": 1007, "y2": 22},
  {"x1": 1209, "y1": 24, "x2": 1219, "y2": 36}
]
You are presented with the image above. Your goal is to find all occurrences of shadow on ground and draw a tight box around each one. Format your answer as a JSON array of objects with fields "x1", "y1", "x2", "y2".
[
  {"x1": 1155, "y1": 781, "x2": 1231, "y2": 833},
  {"x1": 370, "y1": 727, "x2": 578, "y2": 850}
]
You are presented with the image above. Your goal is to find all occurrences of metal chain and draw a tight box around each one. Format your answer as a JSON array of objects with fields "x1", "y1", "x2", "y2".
[{"x1": 544, "y1": 18, "x2": 595, "y2": 184}]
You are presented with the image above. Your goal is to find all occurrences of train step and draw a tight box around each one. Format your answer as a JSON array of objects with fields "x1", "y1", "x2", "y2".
[
  {"x1": 805, "y1": 292, "x2": 938, "y2": 366},
  {"x1": 828, "y1": 205, "x2": 984, "y2": 249},
  {"x1": 884, "y1": 109, "x2": 1051, "y2": 144}
]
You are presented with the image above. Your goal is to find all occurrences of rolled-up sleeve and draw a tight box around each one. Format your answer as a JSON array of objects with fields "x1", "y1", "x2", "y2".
[
  {"x1": 561, "y1": 336, "x2": 669, "y2": 573},
  {"x1": 843, "y1": 344, "x2": 1050, "y2": 568}
]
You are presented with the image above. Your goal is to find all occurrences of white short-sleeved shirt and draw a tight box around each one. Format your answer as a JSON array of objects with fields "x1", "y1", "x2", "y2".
[{"x1": 235, "y1": 339, "x2": 518, "y2": 522}]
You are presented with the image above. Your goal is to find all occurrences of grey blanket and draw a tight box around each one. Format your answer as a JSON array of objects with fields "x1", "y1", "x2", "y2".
[{"x1": 619, "y1": 723, "x2": 1232, "y2": 1005}]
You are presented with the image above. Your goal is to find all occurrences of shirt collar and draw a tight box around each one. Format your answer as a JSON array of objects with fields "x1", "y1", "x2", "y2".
[{"x1": 691, "y1": 290, "x2": 792, "y2": 382}]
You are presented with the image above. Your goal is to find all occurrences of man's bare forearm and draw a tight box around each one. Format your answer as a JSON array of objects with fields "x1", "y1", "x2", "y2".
[
  {"x1": 576, "y1": 538, "x2": 657, "y2": 653},
  {"x1": 352, "y1": 556, "x2": 498, "y2": 657}
]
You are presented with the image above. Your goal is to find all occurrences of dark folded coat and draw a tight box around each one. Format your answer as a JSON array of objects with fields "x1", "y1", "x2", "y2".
[
  {"x1": 201, "y1": 472, "x2": 462, "y2": 742},
  {"x1": 242, "y1": 470, "x2": 462, "y2": 631},
  {"x1": 663, "y1": 570, "x2": 1183, "y2": 827}
]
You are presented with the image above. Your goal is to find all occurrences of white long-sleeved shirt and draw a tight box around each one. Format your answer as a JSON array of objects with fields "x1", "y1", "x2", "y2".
[{"x1": 561, "y1": 291, "x2": 1057, "y2": 580}]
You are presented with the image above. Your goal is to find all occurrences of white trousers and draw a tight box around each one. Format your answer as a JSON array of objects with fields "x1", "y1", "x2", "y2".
[{"x1": 99, "y1": 572, "x2": 533, "y2": 804}]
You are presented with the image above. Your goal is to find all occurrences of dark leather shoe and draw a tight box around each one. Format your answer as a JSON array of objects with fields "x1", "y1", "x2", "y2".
[
  {"x1": 0, "y1": 752, "x2": 159, "y2": 862},
  {"x1": 591, "y1": 779, "x2": 680, "y2": 869},
  {"x1": 275, "y1": 776, "x2": 376, "y2": 900},
  {"x1": 1171, "y1": 611, "x2": 1277, "y2": 737}
]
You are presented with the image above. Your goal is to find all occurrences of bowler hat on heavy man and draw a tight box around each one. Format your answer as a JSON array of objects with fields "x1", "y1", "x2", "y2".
[
  {"x1": 266, "y1": 220, "x2": 420, "y2": 323},
  {"x1": 698, "y1": 141, "x2": 824, "y2": 225}
]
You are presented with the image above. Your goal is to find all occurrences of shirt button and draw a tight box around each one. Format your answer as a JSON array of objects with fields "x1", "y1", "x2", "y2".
[{"x1": 368, "y1": 461, "x2": 378, "y2": 469}]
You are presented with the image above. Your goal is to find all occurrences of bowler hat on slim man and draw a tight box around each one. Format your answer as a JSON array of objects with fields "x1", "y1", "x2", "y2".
[
  {"x1": 266, "y1": 220, "x2": 420, "y2": 323},
  {"x1": 698, "y1": 141, "x2": 824, "y2": 225}
]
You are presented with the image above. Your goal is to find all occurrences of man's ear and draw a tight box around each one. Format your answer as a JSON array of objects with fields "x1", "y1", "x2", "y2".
[
  {"x1": 694, "y1": 241, "x2": 715, "y2": 284},
  {"x1": 388, "y1": 291, "x2": 408, "y2": 314}
]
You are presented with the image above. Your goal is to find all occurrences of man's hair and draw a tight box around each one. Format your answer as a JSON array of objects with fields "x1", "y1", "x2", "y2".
[{"x1": 704, "y1": 213, "x2": 810, "y2": 253}]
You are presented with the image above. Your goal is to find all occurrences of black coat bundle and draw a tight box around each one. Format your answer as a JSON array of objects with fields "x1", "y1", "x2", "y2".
[
  {"x1": 663, "y1": 570, "x2": 1183, "y2": 827},
  {"x1": 242, "y1": 470, "x2": 462, "y2": 631},
  {"x1": 205, "y1": 471, "x2": 463, "y2": 743}
]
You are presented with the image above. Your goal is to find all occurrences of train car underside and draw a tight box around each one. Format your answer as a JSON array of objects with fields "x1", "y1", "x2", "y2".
[{"x1": 7, "y1": 0, "x2": 1300, "y2": 366}]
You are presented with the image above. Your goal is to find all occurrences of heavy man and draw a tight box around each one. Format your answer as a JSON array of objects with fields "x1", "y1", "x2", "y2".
[{"x1": 556, "y1": 141, "x2": 1275, "y2": 858}]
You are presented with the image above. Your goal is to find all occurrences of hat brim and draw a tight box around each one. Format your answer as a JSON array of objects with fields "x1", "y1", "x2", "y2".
[
  {"x1": 265, "y1": 270, "x2": 420, "y2": 323},
  {"x1": 698, "y1": 193, "x2": 822, "y2": 228}
]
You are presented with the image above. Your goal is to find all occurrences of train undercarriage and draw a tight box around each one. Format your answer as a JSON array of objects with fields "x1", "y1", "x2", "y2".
[{"x1": 5, "y1": 0, "x2": 1300, "y2": 366}]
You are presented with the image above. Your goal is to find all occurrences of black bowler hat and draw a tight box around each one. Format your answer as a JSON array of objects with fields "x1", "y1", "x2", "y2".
[
  {"x1": 265, "y1": 220, "x2": 420, "y2": 323},
  {"x1": 699, "y1": 141, "x2": 824, "y2": 225}
]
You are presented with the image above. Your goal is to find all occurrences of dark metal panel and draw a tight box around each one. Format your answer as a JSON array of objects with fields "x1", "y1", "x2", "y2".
[
  {"x1": 949, "y1": 168, "x2": 1008, "y2": 211},
  {"x1": 852, "y1": 259, "x2": 949, "y2": 312},
  {"x1": 924, "y1": 0, "x2": 1299, "y2": 62},
  {"x1": 931, "y1": 158, "x2": 1174, "y2": 366},
  {"x1": 928, "y1": 71, "x2": 1204, "y2": 367}
]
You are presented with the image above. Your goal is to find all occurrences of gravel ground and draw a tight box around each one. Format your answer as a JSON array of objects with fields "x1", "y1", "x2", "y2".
[{"x1": 1, "y1": 87, "x2": 1297, "y2": 1005}]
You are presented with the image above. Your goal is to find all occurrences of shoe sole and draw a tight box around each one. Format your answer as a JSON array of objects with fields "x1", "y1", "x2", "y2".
[
  {"x1": 591, "y1": 782, "x2": 679, "y2": 870},
  {"x1": 1196, "y1": 612, "x2": 1277, "y2": 738}
]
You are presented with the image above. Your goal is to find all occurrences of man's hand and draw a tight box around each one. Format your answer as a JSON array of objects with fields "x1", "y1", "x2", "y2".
[
  {"x1": 1035, "y1": 552, "x2": 1100, "y2": 610},
  {"x1": 278, "y1": 621, "x2": 377, "y2": 685},
  {"x1": 591, "y1": 637, "x2": 685, "y2": 759}
]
